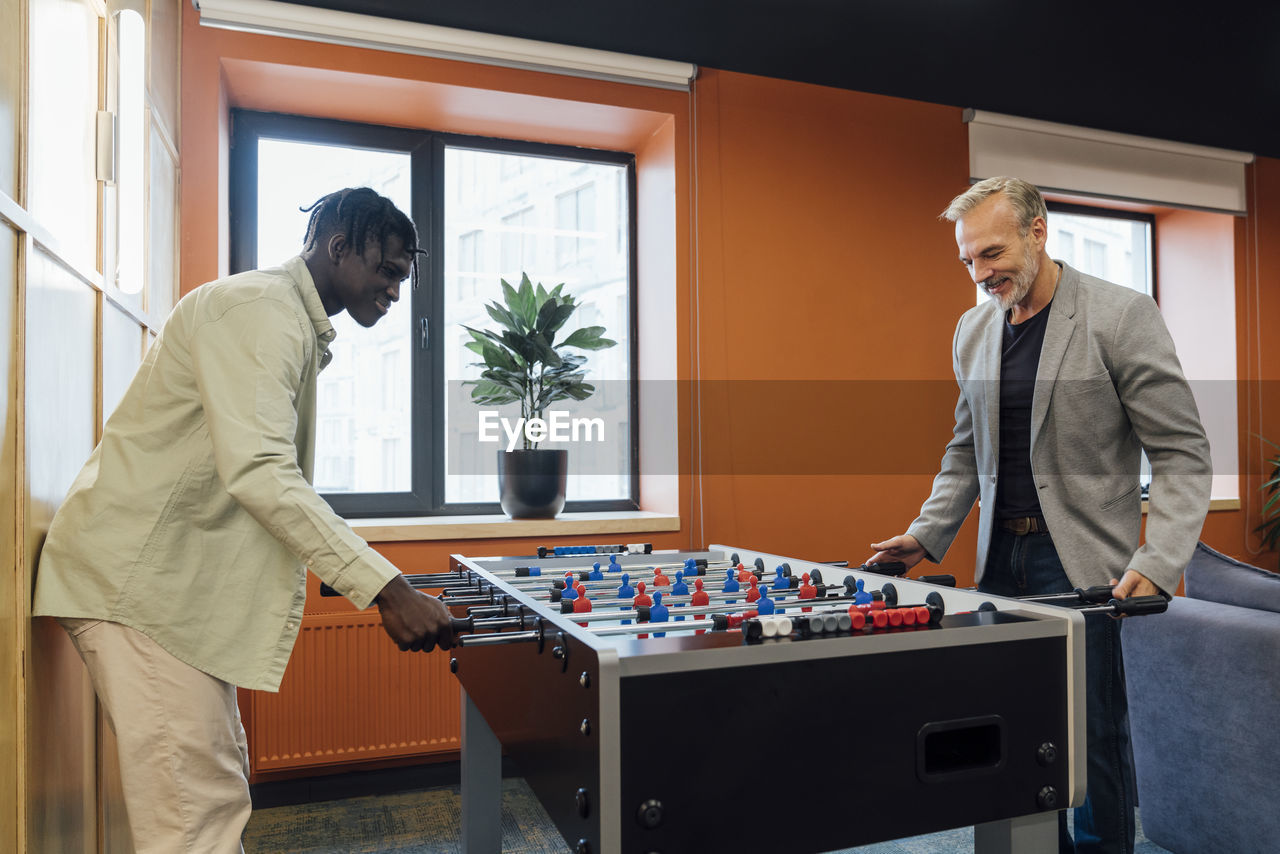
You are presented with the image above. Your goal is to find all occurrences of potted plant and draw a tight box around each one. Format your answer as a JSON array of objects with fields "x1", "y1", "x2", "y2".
[
  {"x1": 1258, "y1": 436, "x2": 1280, "y2": 566},
  {"x1": 463, "y1": 273, "x2": 616, "y2": 519}
]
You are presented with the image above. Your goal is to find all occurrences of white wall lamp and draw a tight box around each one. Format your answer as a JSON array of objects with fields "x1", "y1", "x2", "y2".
[{"x1": 193, "y1": 0, "x2": 697, "y2": 91}]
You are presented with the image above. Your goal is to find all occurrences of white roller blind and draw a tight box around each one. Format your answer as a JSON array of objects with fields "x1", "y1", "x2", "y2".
[
  {"x1": 195, "y1": 0, "x2": 697, "y2": 90},
  {"x1": 965, "y1": 109, "x2": 1253, "y2": 215}
]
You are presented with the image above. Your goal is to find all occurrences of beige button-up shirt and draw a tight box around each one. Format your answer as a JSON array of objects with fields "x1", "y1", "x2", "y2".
[{"x1": 33, "y1": 256, "x2": 399, "y2": 691}]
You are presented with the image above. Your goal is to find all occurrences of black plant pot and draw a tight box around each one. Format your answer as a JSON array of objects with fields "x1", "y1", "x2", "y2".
[{"x1": 498, "y1": 449, "x2": 568, "y2": 519}]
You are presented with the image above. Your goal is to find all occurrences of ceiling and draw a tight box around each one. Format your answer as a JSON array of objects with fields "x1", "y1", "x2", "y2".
[{"x1": 278, "y1": 0, "x2": 1280, "y2": 159}]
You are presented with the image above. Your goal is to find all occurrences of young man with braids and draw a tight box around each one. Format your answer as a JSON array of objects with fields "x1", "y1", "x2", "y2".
[{"x1": 33, "y1": 188, "x2": 450, "y2": 853}]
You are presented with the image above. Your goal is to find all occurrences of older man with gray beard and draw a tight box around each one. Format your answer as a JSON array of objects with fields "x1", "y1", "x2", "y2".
[{"x1": 869, "y1": 177, "x2": 1211, "y2": 853}]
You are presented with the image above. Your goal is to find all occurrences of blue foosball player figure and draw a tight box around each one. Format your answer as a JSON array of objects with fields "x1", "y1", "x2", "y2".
[
  {"x1": 854, "y1": 578, "x2": 873, "y2": 606},
  {"x1": 771, "y1": 565, "x2": 790, "y2": 595},
  {"x1": 561, "y1": 574, "x2": 578, "y2": 601},
  {"x1": 589, "y1": 562, "x2": 603, "y2": 581},
  {"x1": 618, "y1": 573, "x2": 635, "y2": 624},
  {"x1": 756, "y1": 589, "x2": 776, "y2": 616},
  {"x1": 670, "y1": 571, "x2": 689, "y2": 621},
  {"x1": 650, "y1": 591, "x2": 670, "y2": 637},
  {"x1": 671, "y1": 570, "x2": 689, "y2": 597},
  {"x1": 722, "y1": 568, "x2": 739, "y2": 604},
  {"x1": 608, "y1": 554, "x2": 622, "y2": 572}
]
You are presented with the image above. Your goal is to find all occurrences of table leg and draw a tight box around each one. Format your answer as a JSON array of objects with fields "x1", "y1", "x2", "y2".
[
  {"x1": 975, "y1": 811, "x2": 1059, "y2": 854},
  {"x1": 461, "y1": 689, "x2": 502, "y2": 854}
]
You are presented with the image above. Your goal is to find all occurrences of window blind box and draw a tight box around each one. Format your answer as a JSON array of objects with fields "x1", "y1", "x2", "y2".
[
  {"x1": 965, "y1": 109, "x2": 1254, "y2": 215},
  {"x1": 194, "y1": 0, "x2": 697, "y2": 90}
]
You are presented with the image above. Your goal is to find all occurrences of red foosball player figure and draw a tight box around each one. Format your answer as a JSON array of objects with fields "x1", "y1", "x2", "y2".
[
  {"x1": 633, "y1": 581, "x2": 653, "y2": 638},
  {"x1": 745, "y1": 576, "x2": 761, "y2": 604},
  {"x1": 798, "y1": 572, "x2": 817, "y2": 612},
  {"x1": 652, "y1": 567, "x2": 671, "y2": 588},
  {"x1": 691, "y1": 578, "x2": 710, "y2": 634},
  {"x1": 736, "y1": 562, "x2": 753, "y2": 582},
  {"x1": 572, "y1": 585, "x2": 593, "y2": 627}
]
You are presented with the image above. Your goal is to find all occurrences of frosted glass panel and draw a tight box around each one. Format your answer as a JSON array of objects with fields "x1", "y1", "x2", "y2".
[
  {"x1": 102, "y1": 300, "x2": 144, "y2": 425},
  {"x1": 26, "y1": 245, "x2": 97, "y2": 507},
  {"x1": 148, "y1": 0, "x2": 181, "y2": 138},
  {"x1": 148, "y1": 122, "x2": 178, "y2": 319},
  {"x1": 27, "y1": 0, "x2": 98, "y2": 273},
  {"x1": 0, "y1": 0, "x2": 20, "y2": 199}
]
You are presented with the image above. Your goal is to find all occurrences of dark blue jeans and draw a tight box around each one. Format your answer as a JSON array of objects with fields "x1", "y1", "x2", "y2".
[{"x1": 980, "y1": 527, "x2": 1136, "y2": 854}]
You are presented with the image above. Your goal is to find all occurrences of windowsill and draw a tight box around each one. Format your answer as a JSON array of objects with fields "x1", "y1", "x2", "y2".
[
  {"x1": 351, "y1": 510, "x2": 681, "y2": 543},
  {"x1": 1142, "y1": 497, "x2": 1240, "y2": 513}
]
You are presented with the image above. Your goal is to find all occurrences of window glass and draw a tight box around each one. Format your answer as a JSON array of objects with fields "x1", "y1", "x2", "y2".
[
  {"x1": 255, "y1": 139, "x2": 413, "y2": 494},
  {"x1": 1046, "y1": 210, "x2": 1152, "y2": 296},
  {"x1": 235, "y1": 114, "x2": 639, "y2": 515},
  {"x1": 443, "y1": 148, "x2": 631, "y2": 504}
]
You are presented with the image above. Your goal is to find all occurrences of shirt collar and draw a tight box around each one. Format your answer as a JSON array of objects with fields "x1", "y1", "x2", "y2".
[{"x1": 284, "y1": 256, "x2": 337, "y2": 370}]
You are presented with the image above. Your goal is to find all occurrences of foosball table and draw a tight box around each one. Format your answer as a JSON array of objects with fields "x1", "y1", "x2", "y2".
[{"x1": 418, "y1": 544, "x2": 1159, "y2": 854}]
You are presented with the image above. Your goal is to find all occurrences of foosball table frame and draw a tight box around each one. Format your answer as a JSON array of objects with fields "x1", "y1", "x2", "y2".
[{"x1": 445, "y1": 545, "x2": 1087, "y2": 854}]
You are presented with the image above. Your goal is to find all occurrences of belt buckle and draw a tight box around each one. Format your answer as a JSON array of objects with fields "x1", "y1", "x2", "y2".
[{"x1": 1008, "y1": 517, "x2": 1032, "y2": 535}]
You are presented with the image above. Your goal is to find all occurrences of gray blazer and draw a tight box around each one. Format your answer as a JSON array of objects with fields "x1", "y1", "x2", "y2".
[{"x1": 907, "y1": 263, "x2": 1212, "y2": 594}]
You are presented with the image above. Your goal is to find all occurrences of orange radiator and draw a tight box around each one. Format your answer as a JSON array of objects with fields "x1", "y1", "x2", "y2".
[{"x1": 244, "y1": 609, "x2": 460, "y2": 776}]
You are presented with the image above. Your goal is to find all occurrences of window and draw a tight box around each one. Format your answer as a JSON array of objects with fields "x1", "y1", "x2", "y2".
[
  {"x1": 1046, "y1": 203, "x2": 1153, "y2": 297},
  {"x1": 1045, "y1": 202, "x2": 1157, "y2": 491},
  {"x1": 231, "y1": 112, "x2": 638, "y2": 516}
]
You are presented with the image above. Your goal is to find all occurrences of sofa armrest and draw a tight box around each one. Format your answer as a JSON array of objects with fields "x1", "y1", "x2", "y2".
[{"x1": 1123, "y1": 595, "x2": 1280, "y2": 854}]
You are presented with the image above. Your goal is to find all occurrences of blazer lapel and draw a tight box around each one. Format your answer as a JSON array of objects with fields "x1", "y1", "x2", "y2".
[
  {"x1": 1031, "y1": 264, "x2": 1078, "y2": 443},
  {"x1": 979, "y1": 307, "x2": 1003, "y2": 464}
]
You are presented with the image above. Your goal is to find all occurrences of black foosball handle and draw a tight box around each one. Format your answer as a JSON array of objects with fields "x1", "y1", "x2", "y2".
[
  {"x1": 1107, "y1": 595, "x2": 1169, "y2": 617},
  {"x1": 917, "y1": 574, "x2": 956, "y2": 587},
  {"x1": 859, "y1": 561, "x2": 908, "y2": 577},
  {"x1": 1076, "y1": 584, "x2": 1120, "y2": 604}
]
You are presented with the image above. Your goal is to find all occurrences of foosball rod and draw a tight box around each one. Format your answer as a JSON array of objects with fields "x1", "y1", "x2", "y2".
[
  {"x1": 410, "y1": 555, "x2": 752, "y2": 587},
  {"x1": 585, "y1": 602, "x2": 945, "y2": 638},
  {"x1": 550, "y1": 595, "x2": 868, "y2": 624},
  {"x1": 456, "y1": 576, "x2": 905, "y2": 613}
]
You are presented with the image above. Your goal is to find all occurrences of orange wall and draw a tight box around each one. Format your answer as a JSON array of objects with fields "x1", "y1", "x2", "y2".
[
  {"x1": 688, "y1": 69, "x2": 976, "y2": 577},
  {"x1": 180, "y1": 8, "x2": 1280, "y2": 588}
]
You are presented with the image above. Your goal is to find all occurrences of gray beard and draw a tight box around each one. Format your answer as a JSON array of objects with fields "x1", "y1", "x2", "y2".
[{"x1": 983, "y1": 245, "x2": 1039, "y2": 313}]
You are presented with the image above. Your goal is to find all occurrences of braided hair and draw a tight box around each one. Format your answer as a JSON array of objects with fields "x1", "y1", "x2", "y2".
[{"x1": 301, "y1": 188, "x2": 426, "y2": 289}]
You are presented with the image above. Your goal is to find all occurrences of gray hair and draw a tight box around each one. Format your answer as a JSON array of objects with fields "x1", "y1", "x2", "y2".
[{"x1": 942, "y1": 177, "x2": 1047, "y2": 233}]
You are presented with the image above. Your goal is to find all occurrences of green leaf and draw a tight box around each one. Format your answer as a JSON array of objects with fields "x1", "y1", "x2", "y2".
[
  {"x1": 530, "y1": 332, "x2": 562, "y2": 367},
  {"x1": 485, "y1": 302, "x2": 522, "y2": 335},
  {"x1": 561, "y1": 326, "x2": 616, "y2": 350},
  {"x1": 1262, "y1": 489, "x2": 1280, "y2": 515},
  {"x1": 517, "y1": 273, "x2": 537, "y2": 323},
  {"x1": 536, "y1": 300, "x2": 577, "y2": 342}
]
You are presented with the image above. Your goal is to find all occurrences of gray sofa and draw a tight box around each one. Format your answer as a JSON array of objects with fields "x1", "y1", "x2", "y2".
[{"x1": 1123, "y1": 542, "x2": 1280, "y2": 854}]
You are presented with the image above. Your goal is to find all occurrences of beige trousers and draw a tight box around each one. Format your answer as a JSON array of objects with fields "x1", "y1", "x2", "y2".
[{"x1": 59, "y1": 618, "x2": 253, "y2": 854}]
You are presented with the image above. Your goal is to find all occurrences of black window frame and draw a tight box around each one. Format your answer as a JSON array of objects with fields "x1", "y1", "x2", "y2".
[{"x1": 230, "y1": 110, "x2": 640, "y2": 518}]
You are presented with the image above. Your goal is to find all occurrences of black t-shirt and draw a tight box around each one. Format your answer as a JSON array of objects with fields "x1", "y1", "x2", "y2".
[{"x1": 996, "y1": 300, "x2": 1053, "y2": 519}]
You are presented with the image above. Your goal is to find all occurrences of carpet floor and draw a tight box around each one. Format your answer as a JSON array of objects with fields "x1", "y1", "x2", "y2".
[{"x1": 242, "y1": 777, "x2": 1173, "y2": 854}]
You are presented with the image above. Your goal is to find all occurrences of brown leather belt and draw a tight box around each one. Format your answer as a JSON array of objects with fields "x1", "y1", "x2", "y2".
[{"x1": 999, "y1": 515, "x2": 1048, "y2": 535}]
